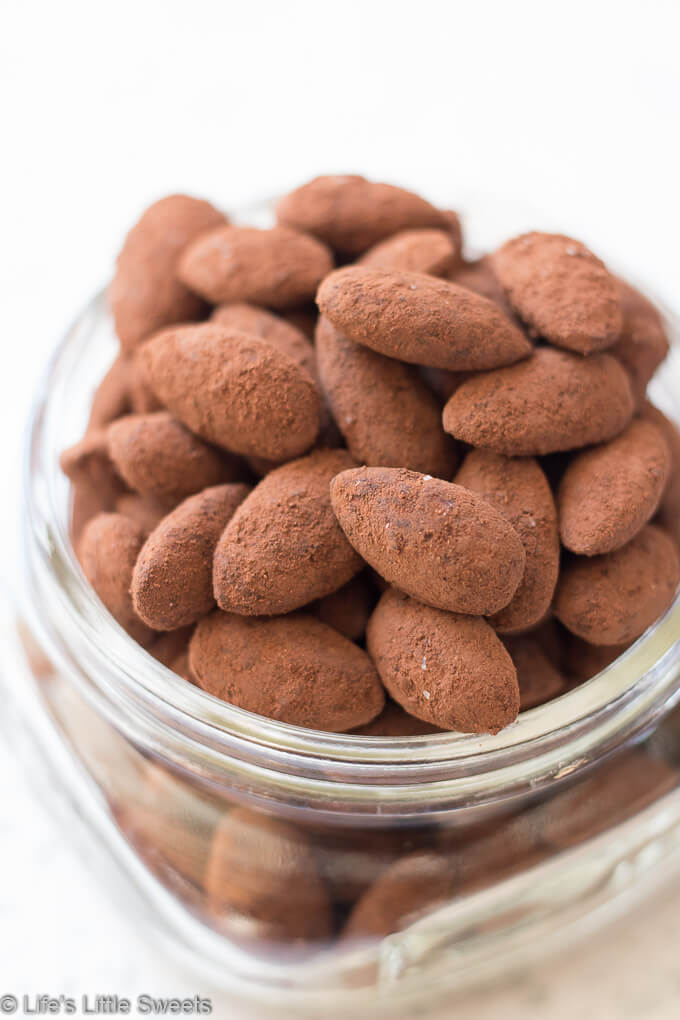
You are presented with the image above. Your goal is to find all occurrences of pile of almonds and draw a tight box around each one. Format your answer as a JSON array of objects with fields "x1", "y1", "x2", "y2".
[{"x1": 61, "y1": 174, "x2": 680, "y2": 737}]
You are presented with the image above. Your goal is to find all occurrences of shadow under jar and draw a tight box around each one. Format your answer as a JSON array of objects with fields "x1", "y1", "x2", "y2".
[{"x1": 9, "y1": 202, "x2": 680, "y2": 1018}]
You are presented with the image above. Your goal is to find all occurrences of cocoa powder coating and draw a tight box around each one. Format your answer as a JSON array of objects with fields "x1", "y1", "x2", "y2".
[
  {"x1": 358, "y1": 228, "x2": 457, "y2": 276},
  {"x1": 317, "y1": 266, "x2": 531, "y2": 371},
  {"x1": 351, "y1": 698, "x2": 442, "y2": 737},
  {"x1": 554, "y1": 525, "x2": 680, "y2": 645},
  {"x1": 443, "y1": 347, "x2": 634, "y2": 455},
  {"x1": 366, "y1": 589, "x2": 520, "y2": 734},
  {"x1": 641, "y1": 401, "x2": 680, "y2": 544},
  {"x1": 140, "y1": 324, "x2": 321, "y2": 461},
  {"x1": 558, "y1": 419, "x2": 671, "y2": 555},
  {"x1": 190, "y1": 611, "x2": 385, "y2": 731},
  {"x1": 213, "y1": 450, "x2": 363, "y2": 616},
  {"x1": 610, "y1": 279, "x2": 669, "y2": 407},
  {"x1": 276, "y1": 174, "x2": 448, "y2": 255},
  {"x1": 455, "y1": 450, "x2": 559, "y2": 632},
  {"x1": 316, "y1": 572, "x2": 377, "y2": 642},
  {"x1": 78, "y1": 512, "x2": 153, "y2": 645},
  {"x1": 330, "y1": 466, "x2": 526, "y2": 616},
  {"x1": 110, "y1": 194, "x2": 225, "y2": 353},
  {"x1": 315, "y1": 317, "x2": 458, "y2": 478},
  {"x1": 502, "y1": 636, "x2": 565, "y2": 711},
  {"x1": 107, "y1": 412, "x2": 228, "y2": 504},
  {"x1": 210, "y1": 302, "x2": 317, "y2": 379},
  {"x1": 178, "y1": 224, "x2": 333, "y2": 309},
  {"x1": 491, "y1": 232, "x2": 623, "y2": 354},
  {"x1": 132, "y1": 483, "x2": 250, "y2": 631}
]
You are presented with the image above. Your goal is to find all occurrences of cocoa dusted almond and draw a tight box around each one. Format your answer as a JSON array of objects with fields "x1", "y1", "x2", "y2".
[
  {"x1": 558, "y1": 420, "x2": 671, "y2": 555},
  {"x1": 189, "y1": 611, "x2": 385, "y2": 731},
  {"x1": 107, "y1": 412, "x2": 230, "y2": 504},
  {"x1": 114, "y1": 492, "x2": 168, "y2": 536},
  {"x1": 205, "y1": 808, "x2": 333, "y2": 942},
  {"x1": 110, "y1": 194, "x2": 226, "y2": 353},
  {"x1": 140, "y1": 324, "x2": 321, "y2": 461},
  {"x1": 210, "y1": 302, "x2": 317, "y2": 379},
  {"x1": 330, "y1": 467, "x2": 525, "y2": 616},
  {"x1": 343, "y1": 851, "x2": 456, "y2": 939},
  {"x1": 455, "y1": 450, "x2": 559, "y2": 633},
  {"x1": 211, "y1": 302, "x2": 338, "y2": 449},
  {"x1": 366, "y1": 589, "x2": 520, "y2": 734},
  {"x1": 317, "y1": 266, "x2": 531, "y2": 371},
  {"x1": 87, "y1": 356, "x2": 133, "y2": 428},
  {"x1": 554, "y1": 525, "x2": 680, "y2": 645},
  {"x1": 132, "y1": 483, "x2": 250, "y2": 631},
  {"x1": 610, "y1": 279, "x2": 669, "y2": 407},
  {"x1": 443, "y1": 347, "x2": 634, "y2": 455},
  {"x1": 316, "y1": 572, "x2": 377, "y2": 642},
  {"x1": 450, "y1": 256, "x2": 517, "y2": 322},
  {"x1": 641, "y1": 401, "x2": 680, "y2": 544},
  {"x1": 213, "y1": 450, "x2": 363, "y2": 616},
  {"x1": 78, "y1": 512, "x2": 153, "y2": 645},
  {"x1": 315, "y1": 317, "x2": 458, "y2": 478},
  {"x1": 351, "y1": 699, "x2": 442, "y2": 737},
  {"x1": 502, "y1": 636, "x2": 565, "y2": 710},
  {"x1": 178, "y1": 224, "x2": 333, "y2": 309},
  {"x1": 562, "y1": 633, "x2": 630, "y2": 682},
  {"x1": 358, "y1": 228, "x2": 457, "y2": 276},
  {"x1": 491, "y1": 231, "x2": 623, "y2": 353},
  {"x1": 276, "y1": 174, "x2": 448, "y2": 256}
]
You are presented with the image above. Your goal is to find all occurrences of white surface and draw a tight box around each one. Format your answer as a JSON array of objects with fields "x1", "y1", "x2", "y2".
[{"x1": 1, "y1": 0, "x2": 680, "y2": 1014}]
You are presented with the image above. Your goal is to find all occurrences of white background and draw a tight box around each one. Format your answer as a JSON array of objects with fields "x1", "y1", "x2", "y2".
[{"x1": 1, "y1": 0, "x2": 679, "y2": 1015}]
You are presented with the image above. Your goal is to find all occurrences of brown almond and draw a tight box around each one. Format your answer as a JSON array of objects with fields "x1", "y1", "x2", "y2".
[
  {"x1": 351, "y1": 699, "x2": 442, "y2": 736},
  {"x1": 210, "y1": 302, "x2": 317, "y2": 378},
  {"x1": 502, "y1": 636, "x2": 565, "y2": 710},
  {"x1": 358, "y1": 228, "x2": 456, "y2": 276},
  {"x1": 114, "y1": 492, "x2": 168, "y2": 536},
  {"x1": 343, "y1": 851, "x2": 456, "y2": 939},
  {"x1": 641, "y1": 401, "x2": 680, "y2": 544},
  {"x1": 443, "y1": 347, "x2": 634, "y2": 455},
  {"x1": 110, "y1": 194, "x2": 225, "y2": 353},
  {"x1": 316, "y1": 572, "x2": 378, "y2": 642},
  {"x1": 107, "y1": 412, "x2": 229, "y2": 504},
  {"x1": 78, "y1": 512, "x2": 153, "y2": 645},
  {"x1": 610, "y1": 279, "x2": 669, "y2": 407},
  {"x1": 455, "y1": 450, "x2": 559, "y2": 632},
  {"x1": 330, "y1": 467, "x2": 525, "y2": 616},
  {"x1": 205, "y1": 808, "x2": 332, "y2": 942},
  {"x1": 317, "y1": 266, "x2": 531, "y2": 371},
  {"x1": 558, "y1": 419, "x2": 671, "y2": 555},
  {"x1": 276, "y1": 174, "x2": 448, "y2": 255},
  {"x1": 140, "y1": 324, "x2": 321, "y2": 461},
  {"x1": 190, "y1": 611, "x2": 385, "y2": 731},
  {"x1": 562, "y1": 633, "x2": 629, "y2": 682},
  {"x1": 554, "y1": 525, "x2": 680, "y2": 645},
  {"x1": 147, "y1": 627, "x2": 195, "y2": 670},
  {"x1": 366, "y1": 589, "x2": 519, "y2": 734},
  {"x1": 450, "y1": 256, "x2": 517, "y2": 322},
  {"x1": 213, "y1": 450, "x2": 362, "y2": 616},
  {"x1": 179, "y1": 224, "x2": 333, "y2": 308},
  {"x1": 315, "y1": 317, "x2": 458, "y2": 478},
  {"x1": 132, "y1": 483, "x2": 250, "y2": 630},
  {"x1": 440, "y1": 209, "x2": 464, "y2": 263},
  {"x1": 87, "y1": 356, "x2": 133, "y2": 428},
  {"x1": 61, "y1": 430, "x2": 126, "y2": 540},
  {"x1": 491, "y1": 231, "x2": 623, "y2": 353}
]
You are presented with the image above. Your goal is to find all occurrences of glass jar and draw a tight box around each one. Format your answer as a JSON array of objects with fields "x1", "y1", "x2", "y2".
[{"x1": 7, "y1": 199, "x2": 680, "y2": 1017}]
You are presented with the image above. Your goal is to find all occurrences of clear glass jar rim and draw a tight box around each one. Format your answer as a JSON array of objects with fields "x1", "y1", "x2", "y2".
[{"x1": 20, "y1": 212, "x2": 680, "y2": 805}]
